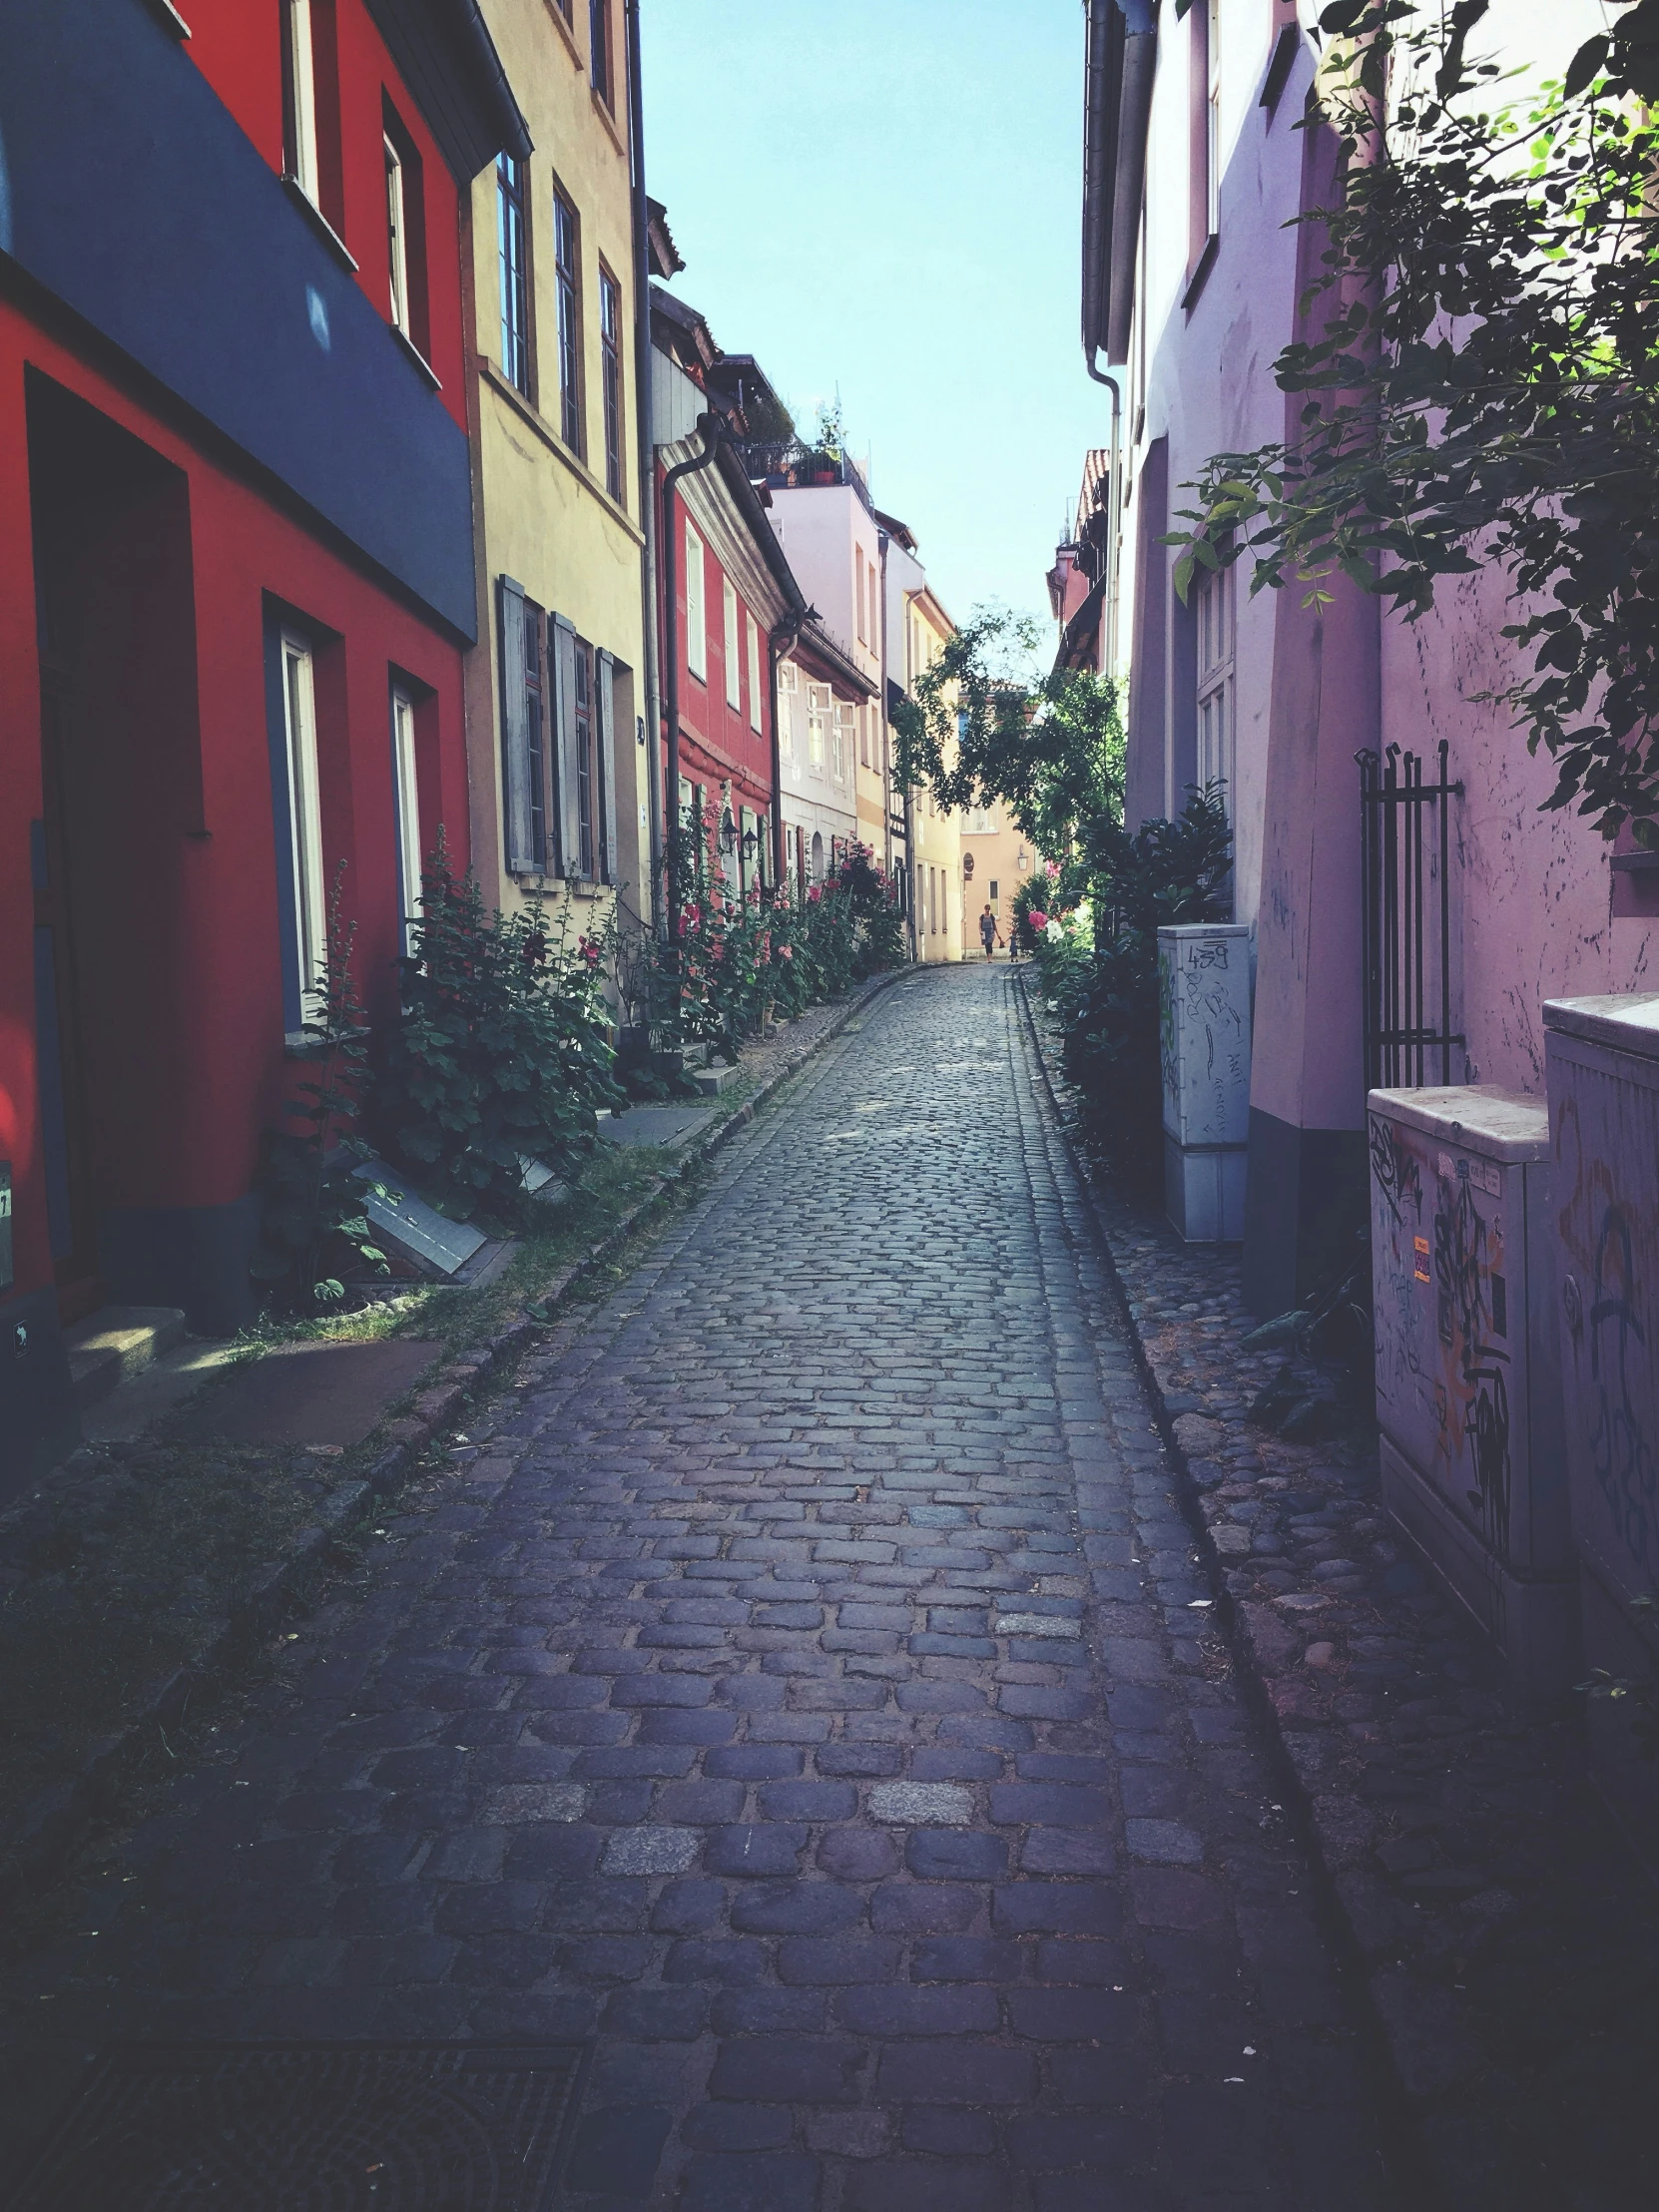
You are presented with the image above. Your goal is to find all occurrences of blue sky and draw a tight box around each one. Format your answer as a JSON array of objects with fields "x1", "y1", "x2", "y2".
[{"x1": 639, "y1": 0, "x2": 1111, "y2": 634}]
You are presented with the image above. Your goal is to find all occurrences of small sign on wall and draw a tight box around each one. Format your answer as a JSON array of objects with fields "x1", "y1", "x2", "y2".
[{"x1": 0, "y1": 1164, "x2": 11, "y2": 1292}]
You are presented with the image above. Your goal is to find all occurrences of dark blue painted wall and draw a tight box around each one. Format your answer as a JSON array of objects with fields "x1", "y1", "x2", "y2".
[{"x1": 0, "y1": 0, "x2": 477, "y2": 640}]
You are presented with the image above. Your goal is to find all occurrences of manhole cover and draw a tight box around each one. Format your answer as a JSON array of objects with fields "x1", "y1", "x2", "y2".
[{"x1": 11, "y1": 2042, "x2": 589, "y2": 2210}]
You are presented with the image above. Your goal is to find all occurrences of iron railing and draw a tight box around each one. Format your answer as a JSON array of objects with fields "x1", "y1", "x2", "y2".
[{"x1": 1358, "y1": 740, "x2": 1463, "y2": 1090}]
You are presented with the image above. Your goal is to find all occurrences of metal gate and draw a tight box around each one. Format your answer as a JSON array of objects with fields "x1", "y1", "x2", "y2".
[{"x1": 1358, "y1": 740, "x2": 1463, "y2": 1090}]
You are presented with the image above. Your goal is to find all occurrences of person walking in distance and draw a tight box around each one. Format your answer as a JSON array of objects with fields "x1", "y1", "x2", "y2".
[{"x1": 978, "y1": 903, "x2": 1004, "y2": 959}]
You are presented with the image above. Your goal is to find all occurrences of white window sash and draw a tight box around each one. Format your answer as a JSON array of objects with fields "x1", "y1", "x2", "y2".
[
  {"x1": 280, "y1": 632, "x2": 326, "y2": 1013},
  {"x1": 685, "y1": 520, "x2": 707, "y2": 681},
  {"x1": 747, "y1": 615, "x2": 763, "y2": 732},
  {"x1": 724, "y1": 579, "x2": 741, "y2": 708},
  {"x1": 392, "y1": 687, "x2": 420, "y2": 955},
  {"x1": 287, "y1": 0, "x2": 319, "y2": 204},
  {"x1": 385, "y1": 136, "x2": 409, "y2": 333}
]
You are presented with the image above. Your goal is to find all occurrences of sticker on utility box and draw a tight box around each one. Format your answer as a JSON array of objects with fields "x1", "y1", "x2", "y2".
[{"x1": 1413, "y1": 1235, "x2": 1431, "y2": 1284}]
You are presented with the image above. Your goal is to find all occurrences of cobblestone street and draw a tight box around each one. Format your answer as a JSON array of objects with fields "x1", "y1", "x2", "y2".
[{"x1": 1, "y1": 964, "x2": 1404, "y2": 2209}]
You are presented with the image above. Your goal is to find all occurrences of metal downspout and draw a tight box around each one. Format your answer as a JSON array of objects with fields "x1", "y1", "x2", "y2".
[
  {"x1": 1085, "y1": 354, "x2": 1122, "y2": 677},
  {"x1": 624, "y1": 0, "x2": 663, "y2": 931},
  {"x1": 660, "y1": 413, "x2": 722, "y2": 942}
]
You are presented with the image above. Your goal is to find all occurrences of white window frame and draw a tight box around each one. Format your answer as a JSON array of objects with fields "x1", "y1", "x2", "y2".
[
  {"x1": 385, "y1": 134, "x2": 410, "y2": 334},
  {"x1": 286, "y1": 0, "x2": 319, "y2": 205},
  {"x1": 685, "y1": 519, "x2": 707, "y2": 682},
  {"x1": 1207, "y1": 0, "x2": 1222, "y2": 241},
  {"x1": 832, "y1": 701, "x2": 854, "y2": 787},
  {"x1": 1195, "y1": 560, "x2": 1235, "y2": 819},
  {"x1": 391, "y1": 685, "x2": 421, "y2": 956},
  {"x1": 747, "y1": 613, "x2": 763, "y2": 732},
  {"x1": 807, "y1": 682, "x2": 829, "y2": 773},
  {"x1": 854, "y1": 546, "x2": 867, "y2": 644},
  {"x1": 279, "y1": 630, "x2": 326, "y2": 1016},
  {"x1": 723, "y1": 578, "x2": 741, "y2": 709}
]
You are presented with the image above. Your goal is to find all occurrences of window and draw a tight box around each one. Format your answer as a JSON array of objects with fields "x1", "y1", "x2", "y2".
[
  {"x1": 969, "y1": 803, "x2": 996, "y2": 834},
  {"x1": 277, "y1": 630, "x2": 326, "y2": 1020},
  {"x1": 390, "y1": 685, "x2": 421, "y2": 954},
  {"x1": 859, "y1": 703, "x2": 870, "y2": 772},
  {"x1": 807, "y1": 683, "x2": 829, "y2": 771},
  {"x1": 498, "y1": 579, "x2": 548, "y2": 873},
  {"x1": 724, "y1": 580, "x2": 741, "y2": 709},
  {"x1": 1207, "y1": 0, "x2": 1222, "y2": 239},
  {"x1": 747, "y1": 613, "x2": 763, "y2": 732},
  {"x1": 497, "y1": 154, "x2": 530, "y2": 396},
  {"x1": 988, "y1": 878, "x2": 999, "y2": 904},
  {"x1": 1195, "y1": 559, "x2": 1235, "y2": 819},
  {"x1": 384, "y1": 136, "x2": 409, "y2": 334},
  {"x1": 1189, "y1": 0, "x2": 1220, "y2": 278},
  {"x1": 868, "y1": 560, "x2": 879, "y2": 652},
  {"x1": 590, "y1": 0, "x2": 612, "y2": 106},
  {"x1": 779, "y1": 662, "x2": 797, "y2": 765},
  {"x1": 855, "y1": 547, "x2": 867, "y2": 644},
  {"x1": 554, "y1": 189, "x2": 582, "y2": 451},
  {"x1": 833, "y1": 702, "x2": 854, "y2": 785},
  {"x1": 574, "y1": 642, "x2": 594, "y2": 879},
  {"x1": 599, "y1": 267, "x2": 623, "y2": 500},
  {"x1": 283, "y1": 0, "x2": 319, "y2": 204},
  {"x1": 685, "y1": 520, "x2": 707, "y2": 681}
]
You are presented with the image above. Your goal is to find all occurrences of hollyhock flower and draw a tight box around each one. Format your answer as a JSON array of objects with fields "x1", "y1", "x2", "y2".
[
  {"x1": 1045, "y1": 859, "x2": 1061, "y2": 879},
  {"x1": 1028, "y1": 909, "x2": 1049, "y2": 932},
  {"x1": 779, "y1": 944, "x2": 794, "y2": 960}
]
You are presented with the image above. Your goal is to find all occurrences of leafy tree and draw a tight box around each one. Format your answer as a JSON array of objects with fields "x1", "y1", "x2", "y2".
[
  {"x1": 1168, "y1": 0, "x2": 1659, "y2": 841},
  {"x1": 889, "y1": 609, "x2": 1124, "y2": 854}
]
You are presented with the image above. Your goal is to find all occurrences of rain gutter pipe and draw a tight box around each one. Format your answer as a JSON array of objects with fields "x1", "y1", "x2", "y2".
[{"x1": 624, "y1": 0, "x2": 664, "y2": 930}]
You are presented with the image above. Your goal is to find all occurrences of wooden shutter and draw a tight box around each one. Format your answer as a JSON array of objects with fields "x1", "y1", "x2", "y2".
[
  {"x1": 550, "y1": 612, "x2": 581, "y2": 876},
  {"x1": 596, "y1": 648, "x2": 619, "y2": 884},
  {"x1": 497, "y1": 576, "x2": 537, "y2": 873}
]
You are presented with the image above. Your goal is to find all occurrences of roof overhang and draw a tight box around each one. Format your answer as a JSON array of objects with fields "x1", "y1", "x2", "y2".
[{"x1": 364, "y1": 0, "x2": 532, "y2": 181}]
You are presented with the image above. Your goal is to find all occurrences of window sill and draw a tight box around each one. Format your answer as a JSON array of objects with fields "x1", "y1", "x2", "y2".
[
  {"x1": 284, "y1": 1024, "x2": 369, "y2": 1059},
  {"x1": 478, "y1": 360, "x2": 643, "y2": 543},
  {"x1": 144, "y1": 0, "x2": 192, "y2": 36},
  {"x1": 591, "y1": 86, "x2": 629, "y2": 161},
  {"x1": 1182, "y1": 233, "x2": 1218, "y2": 315},
  {"x1": 1609, "y1": 852, "x2": 1659, "y2": 874},
  {"x1": 542, "y1": 0, "x2": 584, "y2": 70},
  {"x1": 283, "y1": 176, "x2": 358, "y2": 273},
  {"x1": 391, "y1": 321, "x2": 441, "y2": 390}
]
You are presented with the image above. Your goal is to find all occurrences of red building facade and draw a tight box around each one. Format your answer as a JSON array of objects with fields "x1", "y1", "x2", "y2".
[{"x1": 0, "y1": 0, "x2": 526, "y2": 1489}]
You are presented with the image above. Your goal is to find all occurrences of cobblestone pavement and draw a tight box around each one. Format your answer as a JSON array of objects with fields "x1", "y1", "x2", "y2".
[
  {"x1": 0, "y1": 963, "x2": 1405, "y2": 2210},
  {"x1": 1022, "y1": 992, "x2": 1659, "y2": 2212}
]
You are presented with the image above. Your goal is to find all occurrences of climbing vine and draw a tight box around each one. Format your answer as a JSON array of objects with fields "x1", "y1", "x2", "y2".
[{"x1": 1167, "y1": 0, "x2": 1659, "y2": 840}]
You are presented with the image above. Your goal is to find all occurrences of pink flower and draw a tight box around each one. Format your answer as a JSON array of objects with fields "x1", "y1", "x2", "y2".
[
  {"x1": 1028, "y1": 910, "x2": 1049, "y2": 931},
  {"x1": 779, "y1": 944, "x2": 794, "y2": 959},
  {"x1": 1045, "y1": 859, "x2": 1060, "y2": 879}
]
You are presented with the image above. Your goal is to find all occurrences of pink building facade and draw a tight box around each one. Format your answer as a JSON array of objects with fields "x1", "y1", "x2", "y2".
[{"x1": 1087, "y1": 0, "x2": 1658, "y2": 1313}]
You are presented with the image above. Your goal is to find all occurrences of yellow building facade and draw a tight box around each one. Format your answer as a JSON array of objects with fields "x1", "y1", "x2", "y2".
[
  {"x1": 959, "y1": 801, "x2": 1033, "y2": 959},
  {"x1": 902, "y1": 582, "x2": 962, "y2": 965},
  {"x1": 462, "y1": 0, "x2": 652, "y2": 946}
]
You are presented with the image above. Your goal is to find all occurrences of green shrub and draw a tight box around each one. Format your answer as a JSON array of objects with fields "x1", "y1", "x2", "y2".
[{"x1": 376, "y1": 840, "x2": 621, "y2": 1217}]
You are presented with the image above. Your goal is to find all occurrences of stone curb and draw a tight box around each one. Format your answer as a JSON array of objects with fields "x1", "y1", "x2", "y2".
[
  {"x1": 1010, "y1": 969, "x2": 1450, "y2": 2206},
  {"x1": 0, "y1": 968, "x2": 903, "y2": 1915}
]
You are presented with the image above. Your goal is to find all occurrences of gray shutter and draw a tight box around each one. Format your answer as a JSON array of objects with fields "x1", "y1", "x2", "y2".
[
  {"x1": 596, "y1": 650, "x2": 619, "y2": 884},
  {"x1": 551, "y1": 612, "x2": 580, "y2": 876},
  {"x1": 497, "y1": 576, "x2": 534, "y2": 872}
]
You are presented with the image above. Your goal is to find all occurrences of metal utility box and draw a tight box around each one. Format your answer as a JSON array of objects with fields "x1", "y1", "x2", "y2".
[
  {"x1": 1542, "y1": 995, "x2": 1659, "y2": 1708},
  {"x1": 1368, "y1": 1085, "x2": 1574, "y2": 1695},
  {"x1": 1159, "y1": 923, "x2": 1251, "y2": 1242}
]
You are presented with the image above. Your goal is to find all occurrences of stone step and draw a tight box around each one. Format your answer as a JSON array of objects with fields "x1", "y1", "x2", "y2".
[
  {"x1": 65, "y1": 1306, "x2": 190, "y2": 1412},
  {"x1": 654, "y1": 1042, "x2": 711, "y2": 1075},
  {"x1": 691, "y1": 1062, "x2": 743, "y2": 1098}
]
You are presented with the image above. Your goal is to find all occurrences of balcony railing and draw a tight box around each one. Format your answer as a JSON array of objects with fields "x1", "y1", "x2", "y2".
[{"x1": 737, "y1": 437, "x2": 873, "y2": 516}]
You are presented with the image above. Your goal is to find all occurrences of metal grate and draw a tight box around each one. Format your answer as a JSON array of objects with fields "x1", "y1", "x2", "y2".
[
  {"x1": 11, "y1": 2042, "x2": 589, "y2": 2211},
  {"x1": 1358, "y1": 741, "x2": 1464, "y2": 1091}
]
